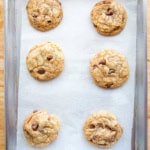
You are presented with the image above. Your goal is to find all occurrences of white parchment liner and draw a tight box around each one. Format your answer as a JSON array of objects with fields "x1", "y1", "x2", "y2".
[{"x1": 17, "y1": 0, "x2": 137, "y2": 149}]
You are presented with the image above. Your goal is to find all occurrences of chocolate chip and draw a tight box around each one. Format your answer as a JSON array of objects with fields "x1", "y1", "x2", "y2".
[
  {"x1": 37, "y1": 68, "x2": 45, "y2": 74},
  {"x1": 59, "y1": 2, "x2": 62, "y2": 5},
  {"x1": 47, "y1": 20, "x2": 51, "y2": 23},
  {"x1": 105, "y1": 8, "x2": 113, "y2": 16},
  {"x1": 93, "y1": 65, "x2": 98, "y2": 69},
  {"x1": 109, "y1": 69, "x2": 115, "y2": 74},
  {"x1": 105, "y1": 83, "x2": 113, "y2": 88},
  {"x1": 102, "y1": 1, "x2": 111, "y2": 4},
  {"x1": 32, "y1": 124, "x2": 39, "y2": 131},
  {"x1": 89, "y1": 124, "x2": 95, "y2": 129},
  {"x1": 47, "y1": 56, "x2": 53, "y2": 61},
  {"x1": 33, "y1": 15, "x2": 37, "y2": 18},
  {"x1": 106, "y1": 125, "x2": 113, "y2": 131},
  {"x1": 33, "y1": 110, "x2": 38, "y2": 113},
  {"x1": 99, "y1": 59, "x2": 106, "y2": 65},
  {"x1": 93, "y1": 24, "x2": 97, "y2": 28}
]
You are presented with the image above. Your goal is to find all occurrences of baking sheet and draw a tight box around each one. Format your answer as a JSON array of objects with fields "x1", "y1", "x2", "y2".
[{"x1": 16, "y1": 0, "x2": 137, "y2": 149}]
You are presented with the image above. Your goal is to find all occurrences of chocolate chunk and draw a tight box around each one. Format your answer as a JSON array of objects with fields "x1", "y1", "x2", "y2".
[
  {"x1": 102, "y1": 1, "x2": 111, "y2": 4},
  {"x1": 93, "y1": 65, "x2": 98, "y2": 69},
  {"x1": 89, "y1": 124, "x2": 95, "y2": 129},
  {"x1": 106, "y1": 125, "x2": 113, "y2": 131},
  {"x1": 93, "y1": 24, "x2": 97, "y2": 28},
  {"x1": 59, "y1": 2, "x2": 62, "y2": 5},
  {"x1": 105, "y1": 8, "x2": 113, "y2": 16},
  {"x1": 47, "y1": 20, "x2": 51, "y2": 23},
  {"x1": 33, "y1": 15, "x2": 37, "y2": 18},
  {"x1": 33, "y1": 110, "x2": 38, "y2": 113},
  {"x1": 37, "y1": 68, "x2": 45, "y2": 74},
  {"x1": 100, "y1": 1, "x2": 111, "y2": 5},
  {"x1": 105, "y1": 83, "x2": 113, "y2": 88},
  {"x1": 32, "y1": 124, "x2": 39, "y2": 131},
  {"x1": 99, "y1": 59, "x2": 106, "y2": 65},
  {"x1": 47, "y1": 56, "x2": 53, "y2": 61},
  {"x1": 109, "y1": 69, "x2": 115, "y2": 74}
]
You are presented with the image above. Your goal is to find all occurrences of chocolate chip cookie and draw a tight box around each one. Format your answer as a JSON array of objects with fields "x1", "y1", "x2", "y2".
[
  {"x1": 83, "y1": 111, "x2": 123, "y2": 148},
  {"x1": 26, "y1": 0, "x2": 63, "y2": 31},
  {"x1": 91, "y1": 0, "x2": 127, "y2": 36},
  {"x1": 23, "y1": 110, "x2": 61, "y2": 147},
  {"x1": 90, "y1": 49, "x2": 129, "y2": 88},
  {"x1": 26, "y1": 42, "x2": 64, "y2": 81}
]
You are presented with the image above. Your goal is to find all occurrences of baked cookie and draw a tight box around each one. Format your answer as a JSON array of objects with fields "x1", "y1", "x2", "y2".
[
  {"x1": 26, "y1": 42, "x2": 64, "y2": 81},
  {"x1": 26, "y1": 0, "x2": 63, "y2": 31},
  {"x1": 91, "y1": 0, "x2": 127, "y2": 36},
  {"x1": 23, "y1": 110, "x2": 61, "y2": 147},
  {"x1": 90, "y1": 49, "x2": 129, "y2": 88},
  {"x1": 83, "y1": 111, "x2": 123, "y2": 148}
]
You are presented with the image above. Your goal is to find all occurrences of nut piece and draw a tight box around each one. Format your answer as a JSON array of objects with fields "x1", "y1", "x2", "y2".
[{"x1": 83, "y1": 111, "x2": 123, "y2": 148}]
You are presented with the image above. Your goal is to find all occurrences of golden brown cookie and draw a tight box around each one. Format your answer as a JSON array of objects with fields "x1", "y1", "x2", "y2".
[
  {"x1": 26, "y1": 0, "x2": 63, "y2": 31},
  {"x1": 91, "y1": 0, "x2": 127, "y2": 36},
  {"x1": 23, "y1": 110, "x2": 61, "y2": 147},
  {"x1": 26, "y1": 42, "x2": 64, "y2": 81},
  {"x1": 90, "y1": 49, "x2": 129, "y2": 88},
  {"x1": 83, "y1": 111, "x2": 123, "y2": 148}
]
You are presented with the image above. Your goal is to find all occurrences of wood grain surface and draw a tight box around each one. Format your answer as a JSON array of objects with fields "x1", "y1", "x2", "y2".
[
  {"x1": 0, "y1": 0, "x2": 149, "y2": 149},
  {"x1": 0, "y1": 0, "x2": 4, "y2": 149}
]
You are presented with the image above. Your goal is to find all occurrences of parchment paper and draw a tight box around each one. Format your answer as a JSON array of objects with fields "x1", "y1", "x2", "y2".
[{"x1": 17, "y1": 0, "x2": 137, "y2": 149}]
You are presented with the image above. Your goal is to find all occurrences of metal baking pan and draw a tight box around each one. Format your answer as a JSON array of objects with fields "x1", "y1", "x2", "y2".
[{"x1": 4, "y1": 0, "x2": 147, "y2": 149}]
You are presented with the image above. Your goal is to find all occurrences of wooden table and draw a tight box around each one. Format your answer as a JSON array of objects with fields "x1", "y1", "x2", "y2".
[
  {"x1": 0, "y1": 0, "x2": 4, "y2": 149},
  {"x1": 0, "y1": 0, "x2": 149, "y2": 149}
]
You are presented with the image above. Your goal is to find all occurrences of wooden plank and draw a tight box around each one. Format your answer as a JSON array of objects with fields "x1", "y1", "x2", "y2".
[{"x1": 0, "y1": 0, "x2": 4, "y2": 149}]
